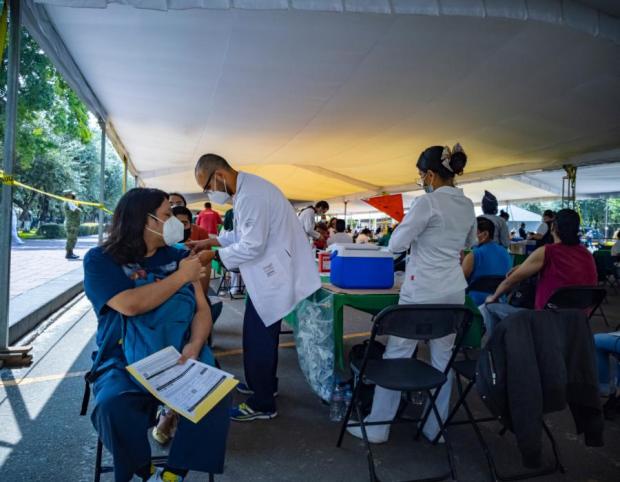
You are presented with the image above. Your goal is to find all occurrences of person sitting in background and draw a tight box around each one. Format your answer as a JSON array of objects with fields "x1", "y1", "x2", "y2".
[
  {"x1": 196, "y1": 202, "x2": 222, "y2": 235},
  {"x1": 519, "y1": 222, "x2": 527, "y2": 239},
  {"x1": 173, "y1": 206, "x2": 210, "y2": 243},
  {"x1": 327, "y1": 219, "x2": 353, "y2": 246},
  {"x1": 314, "y1": 222, "x2": 329, "y2": 250},
  {"x1": 328, "y1": 218, "x2": 338, "y2": 236},
  {"x1": 169, "y1": 192, "x2": 187, "y2": 208},
  {"x1": 377, "y1": 226, "x2": 394, "y2": 247},
  {"x1": 510, "y1": 229, "x2": 521, "y2": 241},
  {"x1": 499, "y1": 209, "x2": 509, "y2": 223},
  {"x1": 610, "y1": 229, "x2": 620, "y2": 257},
  {"x1": 480, "y1": 190, "x2": 510, "y2": 248},
  {"x1": 529, "y1": 209, "x2": 555, "y2": 246},
  {"x1": 298, "y1": 201, "x2": 329, "y2": 243},
  {"x1": 462, "y1": 217, "x2": 512, "y2": 306},
  {"x1": 481, "y1": 209, "x2": 597, "y2": 337},
  {"x1": 355, "y1": 228, "x2": 372, "y2": 244},
  {"x1": 593, "y1": 333, "x2": 620, "y2": 419}
]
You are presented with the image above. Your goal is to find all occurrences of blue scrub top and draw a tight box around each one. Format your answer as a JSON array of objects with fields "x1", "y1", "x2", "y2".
[
  {"x1": 83, "y1": 245, "x2": 189, "y2": 367},
  {"x1": 468, "y1": 242, "x2": 512, "y2": 306}
]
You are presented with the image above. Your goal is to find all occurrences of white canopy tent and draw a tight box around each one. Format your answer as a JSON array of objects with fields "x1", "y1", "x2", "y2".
[{"x1": 20, "y1": 0, "x2": 620, "y2": 204}]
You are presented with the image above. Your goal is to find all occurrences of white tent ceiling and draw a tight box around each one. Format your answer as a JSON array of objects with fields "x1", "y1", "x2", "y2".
[{"x1": 23, "y1": 0, "x2": 620, "y2": 203}]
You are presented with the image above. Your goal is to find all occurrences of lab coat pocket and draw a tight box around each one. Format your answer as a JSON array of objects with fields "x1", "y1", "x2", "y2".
[{"x1": 256, "y1": 252, "x2": 286, "y2": 290}]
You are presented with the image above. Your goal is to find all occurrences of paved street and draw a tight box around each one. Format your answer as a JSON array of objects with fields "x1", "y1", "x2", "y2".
[{"x1": 9, "y1": 236, "x2": 98, "y2": 299}]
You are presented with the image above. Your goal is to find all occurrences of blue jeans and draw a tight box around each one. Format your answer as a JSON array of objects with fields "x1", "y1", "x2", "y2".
[
  {"x1": 479, "y1": 302, "x2": 525, "y2": 339},
  {"x1": 594, "y1": 333, "x2": 620, "y2": 395}
]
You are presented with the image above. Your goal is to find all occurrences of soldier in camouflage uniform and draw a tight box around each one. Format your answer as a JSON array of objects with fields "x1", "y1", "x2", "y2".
[{"x1": 63, "y1": 190, "x2": 81, "y2": 259}]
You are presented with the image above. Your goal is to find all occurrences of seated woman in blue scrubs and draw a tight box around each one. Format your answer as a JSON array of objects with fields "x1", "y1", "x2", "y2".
[
  {"x1": 83, "y1": 188, "x2": 231, "y2": 482},
  {"x1": 462, "y1": 216, "x2": 512, "y2": 306}
]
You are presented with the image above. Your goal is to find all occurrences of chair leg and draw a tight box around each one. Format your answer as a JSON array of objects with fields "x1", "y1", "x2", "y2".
[
  {"x1": 356, "y1": 401, "x2": 379, "y2": 482},
  {"x1": 209, "y1": 473, "x2": 215, "y2": 482},
  {"x1": 94, "y1": 439, "x2": 103, "y2": 482},
  {"x1": 597, "y1": 305, "x2": 610, "y2": 327},
  {"x1": 428, "y1": 393, "x2": 457, "y2": 481},
  {"x1": 337, "y1": 375, "x2": 361, "y2": 447}
]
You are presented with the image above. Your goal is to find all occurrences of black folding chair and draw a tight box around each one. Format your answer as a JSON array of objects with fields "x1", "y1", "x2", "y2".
[
  {"x1": 337, "y1": 304, "x2": 472, "y2": 482},
  {"x1": 81, "y1": 377, "x2": 216, "y2": 481},
  {"x1": 216, "y1": 266, "x2": 245, "y2": 299},
  {"x1": 466, "y1": 276, "x2": 506, "y2": 296},
  {"x1": 545, "y1": 285, "x2": 608, "y2": 326}
]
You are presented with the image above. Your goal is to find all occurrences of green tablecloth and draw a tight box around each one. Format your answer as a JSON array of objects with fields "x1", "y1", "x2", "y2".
[{"x1": 285, "y1": 287, "x2": 483, "y2": 371}]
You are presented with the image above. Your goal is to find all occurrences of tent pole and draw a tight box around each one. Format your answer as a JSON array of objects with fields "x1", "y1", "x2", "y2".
[
  {"x1": 122, "y1": 156, "x2": 128, "y2": 194},
  {"x1": 0, "y1": 0, "x2": 31, "y2": 367},
  {"x1": 98, "y1": 119, "x2": 106, "y2": 244}
]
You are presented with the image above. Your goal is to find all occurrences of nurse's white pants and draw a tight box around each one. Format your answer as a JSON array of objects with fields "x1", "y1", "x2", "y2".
[{"x1": 364, "y1": 290, "x2": 465, "y2": 441}]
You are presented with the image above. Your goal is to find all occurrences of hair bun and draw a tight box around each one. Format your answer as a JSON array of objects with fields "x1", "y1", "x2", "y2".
[{"x1": 450, "y1": 150, "x2": 467, "y2": 176}]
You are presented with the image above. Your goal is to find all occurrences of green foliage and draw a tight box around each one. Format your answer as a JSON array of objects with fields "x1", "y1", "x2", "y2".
[
  {"x1": 78, "y1": 223, "x2": 99, "y2": 236},
  {"x1": 0, "y1": 28, "x2": 126, "y2": 225},
  {"x1": 38, "y1": 223, "x2": 66, "y2": 239}
]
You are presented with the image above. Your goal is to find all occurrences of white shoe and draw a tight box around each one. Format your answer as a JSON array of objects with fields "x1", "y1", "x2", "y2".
[{"x1": 346, "y1": 425, "x2": 388, "y2": 444}]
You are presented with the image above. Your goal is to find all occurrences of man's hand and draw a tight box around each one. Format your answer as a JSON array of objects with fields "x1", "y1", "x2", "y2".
[
  {"x1": 186, "y1": 238, "x2": 215, "y2": 254},
  {"x1": 178, "y1": 255, "x2": 207, "y2": 283},
  {"x1": 178, "y1": 341, "x2": 202, "y2": 364}
]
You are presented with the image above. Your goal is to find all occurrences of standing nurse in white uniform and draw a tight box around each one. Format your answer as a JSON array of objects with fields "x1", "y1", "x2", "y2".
[
  {"x1": 189, "y1": 153, "x2": 321, "y2": 422},
  {"x1": 347, "y1": 144, "x2": 477, "y2": 443}
]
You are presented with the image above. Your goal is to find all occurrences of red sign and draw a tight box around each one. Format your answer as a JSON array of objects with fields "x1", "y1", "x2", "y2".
[{"x1": 363, "y1": 194, "x2": 404, "y2": 222}]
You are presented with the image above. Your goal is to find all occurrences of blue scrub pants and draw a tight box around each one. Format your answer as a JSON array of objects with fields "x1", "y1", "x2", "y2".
[
  {"x1": 91, "y1": 364, "x2": 231, "y2": 482},
  {"x1": 243, "y1": 297, "x2": 281, "y2": 412},
  {"x1": 594, "y1": 333, "x2": 620, "y2": 395}
]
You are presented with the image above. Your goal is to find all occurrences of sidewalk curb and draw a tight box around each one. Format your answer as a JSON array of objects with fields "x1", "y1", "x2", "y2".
[{"x1": 8, "y1": 268, "x2": 84, "y2": 344}]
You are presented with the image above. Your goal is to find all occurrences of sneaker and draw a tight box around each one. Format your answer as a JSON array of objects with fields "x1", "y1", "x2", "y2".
[
  {"x1": 147, "y1": 468, "x2": 184, "y2": 482},
  {"x1": 236, "y1": 382, "x2": 278, "y2": 397},
  {"x1": 230, "y1": 402, "x2": 277, "y2": 422},
  {"x1": 346, "y1": 425, "x2": 388, "y2": 444},
  {"x1": 65, "y1": 253, "x2": 80, "y2": 260}
]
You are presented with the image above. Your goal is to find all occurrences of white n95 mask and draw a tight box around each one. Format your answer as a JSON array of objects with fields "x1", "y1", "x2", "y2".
[
  {"x1": 207, "y1": 177, "x2": 232, "y2": 205},
  {"x1": 148, "y1": 214, "x2": 185, "y2": 246}
]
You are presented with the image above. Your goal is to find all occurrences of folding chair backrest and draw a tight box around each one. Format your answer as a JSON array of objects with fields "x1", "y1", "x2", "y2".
[
  {"x1": 466, "y1": 275, "x2": 505, "y2": 295},
  {"x1": 374, "y1": 304, "x2": 472, "y2": 342},
  {"x1": 545, "y1": 285, "x2": 606, "y2": 313}
]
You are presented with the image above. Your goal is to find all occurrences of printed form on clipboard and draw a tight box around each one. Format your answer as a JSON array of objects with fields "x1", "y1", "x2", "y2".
[{"x1": 126, "y1": 346, "x2": 238, "y2": 423}]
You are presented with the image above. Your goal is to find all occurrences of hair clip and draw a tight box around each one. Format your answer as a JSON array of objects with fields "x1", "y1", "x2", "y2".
[{"x1": 441, "y1": 146, "x2": 453, "y2": 172}]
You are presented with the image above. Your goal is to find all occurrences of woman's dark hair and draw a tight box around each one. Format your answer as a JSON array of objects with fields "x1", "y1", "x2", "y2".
[
  {"x1": 553, "y1": 209, "x2": 581, "y2": 246},
  {"x1": 169, "y1": 192, "x2": 187, "y2": 206},
  {"x1": 476, "y1": 216, "x2": 496, "y2": 239},
  {"x1": 416, "y1": 145, "x2": 467, "y2": 180},
  {"x1": 172, "y1": 205, "x2": 193, "y2": 223},
  {"x1": 336, "y1": 219, "x2": 346, "y2": 232},
  {"x1": 103, "y1": 188, "x2": 169, "y2": 265}
]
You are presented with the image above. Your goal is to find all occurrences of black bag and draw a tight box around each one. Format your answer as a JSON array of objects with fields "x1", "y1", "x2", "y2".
[
  {"x1": 508, "y1": 276, "x2": 537, "y2": 309},
  {"x1": 347, "y1": 339, "x2": 386, "y2": 416}
]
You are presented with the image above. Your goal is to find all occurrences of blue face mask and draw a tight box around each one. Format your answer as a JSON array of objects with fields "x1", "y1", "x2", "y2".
[{"x1": 418, "y1": 172, "x2": 434, "y2": 193}]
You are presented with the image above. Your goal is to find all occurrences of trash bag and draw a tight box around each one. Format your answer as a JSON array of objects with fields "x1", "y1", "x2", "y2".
[{"x1": 292, "y1": 290, "x2": 335, "y2": 402}]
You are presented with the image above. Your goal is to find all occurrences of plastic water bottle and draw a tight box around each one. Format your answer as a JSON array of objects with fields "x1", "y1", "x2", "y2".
[
  {"x1": 344, "y1": 384, "x2": 353, "y2": 410},
  {"x1": 329, "y1": 384, "x2": 345, "y2": 422}
]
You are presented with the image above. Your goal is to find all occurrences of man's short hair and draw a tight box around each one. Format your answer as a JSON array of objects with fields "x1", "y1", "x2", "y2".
[
  {"x1": 336, "y1": 219, "x2": 346, "y2": 232},
  {"x1": 205, "y1": 202, "x2": 212, "y2": 209},
  {"x1": 543, "y1": 209, "x2": 555, "y2": 219},
  {"x1": 315, "y1": 200, "x2": 329, "y2": 211},
  {"x1": 477, "y1": 216, "x2": 495, "y2": 239},
  {"x1": 195, "y1": 153, "x2": 231, "y2": 174},
  {"x1": 172, "y1": 205, "x2": 193, "y2": 223},
  {"x1": 168, "y1": 192, "x2": 187, "y2": 206}
]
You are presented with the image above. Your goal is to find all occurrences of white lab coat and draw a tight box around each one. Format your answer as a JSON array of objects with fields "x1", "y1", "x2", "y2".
[
  {"x1": 389, "y1": 186, "x2": 477, "y2": 303},
  {"x1": 218, "y1": 173, "x2": 321, "y2": 326},
  {"x1": 298, "y1": 206, "x2": 320, "y2": 241}
]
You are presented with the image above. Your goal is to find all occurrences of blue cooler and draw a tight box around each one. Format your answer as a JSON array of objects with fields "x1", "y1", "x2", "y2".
[{"x1": 328, "y1": 244, "x2": 394, "y2": 289}]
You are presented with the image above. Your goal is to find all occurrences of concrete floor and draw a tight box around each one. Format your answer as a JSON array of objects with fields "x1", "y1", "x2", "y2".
[{"x1": 1, "y1": 280, "x2": 619, "y2": 482}]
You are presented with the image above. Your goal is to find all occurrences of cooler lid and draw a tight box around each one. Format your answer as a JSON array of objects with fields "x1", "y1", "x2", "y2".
[{"x1": 328, "y1": 243, "x2": 393, "y2": 258}]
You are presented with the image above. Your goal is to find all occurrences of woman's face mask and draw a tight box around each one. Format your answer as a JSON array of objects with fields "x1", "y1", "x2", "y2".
[
  {"x1": 147, "y1": 213, "x2": 185, "y2": 246},
  {"x1": 207, "y1": 175, "x2": 232, "y2": 205},
  {"x1": 417, "y1": 171, "x2": 434, "y2": 193}
]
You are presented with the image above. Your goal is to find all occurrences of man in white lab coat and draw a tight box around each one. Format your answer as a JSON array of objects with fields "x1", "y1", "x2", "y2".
[
  {"x1": 189, "y1": 153, "x2": 321, "y2": 421},
  {"x1": 298, "y1": 201, "x2": 329, "y2": 243}
]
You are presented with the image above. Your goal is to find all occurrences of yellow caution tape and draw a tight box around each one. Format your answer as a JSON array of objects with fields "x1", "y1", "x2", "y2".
[{"x1": 0, "y1": 170, "x2": 113, "y2": 214}]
